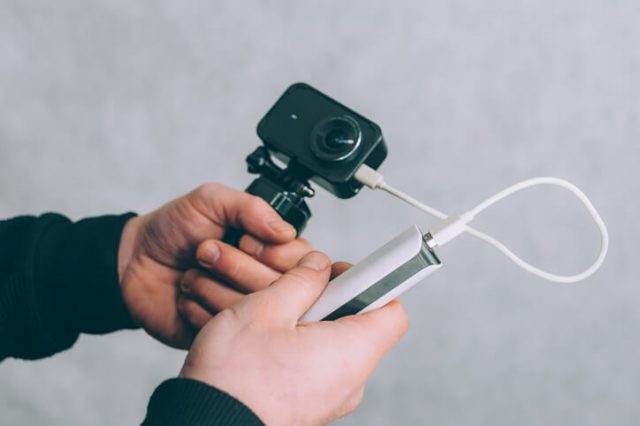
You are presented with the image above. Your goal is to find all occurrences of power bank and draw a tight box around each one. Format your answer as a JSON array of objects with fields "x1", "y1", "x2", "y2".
[{"x1": 300, "y1": 225, "x2": 442, "y2": 322}]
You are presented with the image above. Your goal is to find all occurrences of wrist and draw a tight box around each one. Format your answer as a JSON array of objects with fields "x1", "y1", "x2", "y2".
[{"x1": 118, "y1": 215, "x2": 143, "y2": 284}]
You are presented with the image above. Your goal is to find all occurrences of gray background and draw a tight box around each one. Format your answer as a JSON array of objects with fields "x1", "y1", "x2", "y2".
[{"x1": 0, "y1": 0, "x2": 638, "y2": 425}]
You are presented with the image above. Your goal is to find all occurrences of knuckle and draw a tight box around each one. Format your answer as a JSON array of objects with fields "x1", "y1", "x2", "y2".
[
  {"x1": 230, "y1": 293, "x2": 275, "y2": 326},
  {"x1": 248, "y1": 195, "x2": 272, "y2": 217},
  {"x1": 215, "y1": 306, "x2": 241, "y2": 326},
  {"x1": 193, "y1": 182, "x2": 223, "y2": 199},
  {"x1": 176, "y1": 295, "x2": 187, "y2": 314},
  {"x1": 200, "y1": 280, "x2": 221, "y2": 301},
  {"x1": 283, "y1": 268, "x2": 321, "y2": 297},
  {"x1": 267, "y1": 250, "x2": 290, "y2": 269},
  {"x1": 314, "y1": 250, "x2": 330, "y2": 263},
  {"x1": 238, "y1": 234, "x2": 261, "y2": 256},
  {"x1": 227, "y1": 259, "x2": 245, "y2": 282},
  {"x1": 395, "y1": 304, "x2": 410, "y2": 335},
  {"x1": 379, "y1": 310, "x2": 409, "y2": 345},
  {"x1": 180, "y1": 269, "x2": 199, "y2": 291},
  {"x1": 296, "y1": 237, "x2": 314, "y2": 252},
  {"x1": 180, "y1": 300, "x2": 207, "y2": 328},
  {"x1": 249, "y1": 193, "x2": 266, "y2": 208},
  {"x1": 350, "y1": 389, "x2": 365, "y2": 411},
  {"x1": 189, "y1": 273, "x2": 221, "y2": 300},
  {"x1": 184, "y1": 268, "x2": 202, "y2": 281},
  {"x1": 285, "y1": 268, "x2": 314, "y2": 286},
  {"x1": 215, "y1": 247, "x2": 244, "y2": 279},
  {"x1": 236, "y1": 195, "x2": 270, "y2": 226},
  {"x1": 181, "y1": 300, "x2": 197, "y2": 318},
  {"x1": 341, "y1": 390, "x2": 364, "y2": 418}
]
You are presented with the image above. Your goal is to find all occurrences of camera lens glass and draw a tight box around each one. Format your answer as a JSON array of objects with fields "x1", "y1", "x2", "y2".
[
  {"x1": 324, "y1": 128, "x2": 355, "y2": 151},
  {"x1": 311, "y1": 116, "x2": 362, "y2": 162}
]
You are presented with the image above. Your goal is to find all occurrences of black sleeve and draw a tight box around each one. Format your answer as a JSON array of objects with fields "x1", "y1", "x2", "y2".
[
  {"x1": 142, "y1": 378, "x2": 264, "y2": 426},
  {"x1": 0, "y1": 213, "x2": 138, "y2": 360},
  {"x1": 0, "y1": 213, "x2": 264, "y2": 425}
]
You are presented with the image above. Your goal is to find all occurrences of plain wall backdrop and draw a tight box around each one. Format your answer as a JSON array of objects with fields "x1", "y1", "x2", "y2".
[{"x1": 1, "y1": 1, "x2": 638, "y2": 425}]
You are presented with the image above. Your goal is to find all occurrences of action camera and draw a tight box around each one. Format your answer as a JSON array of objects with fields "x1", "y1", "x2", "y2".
[
  {"x1": 224, "y1": 83, "x2": 388, "y2": 244},
  {"x1": 257, "y1": 83, "x2": 387, "y2": 198}
]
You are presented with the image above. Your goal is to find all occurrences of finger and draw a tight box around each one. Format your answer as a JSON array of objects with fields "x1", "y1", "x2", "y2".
[
  {"x1": 247, "y1": 251, "x2": 331, "y2": 324},
  {"x1": 189, "y1": 183, "x2": 296, "y2": 244},
  {"x1": 330, "y1": 261, "x2": 352, "y2": 280},
  {"x1": 337, "y1": 299, "x2": 409, "y2": 356},
  {"x1": 177, "y1": 294, "x2": 215, "y2": 330},
  {"x1": 239, "y1": 235, "x2": 314, "y2": 272},
  {"x1": 181, "y1": 269, "x2": 245, "y2": 312},
  {"x1": 196, "y1": 239, "x2": 281, "y2": 293}
]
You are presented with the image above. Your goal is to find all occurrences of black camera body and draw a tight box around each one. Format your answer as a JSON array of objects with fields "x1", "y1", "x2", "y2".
[
  {"x1": 257, "y1": 83, "x2": 387, "y2": 199},
  {"x1": 225, "y1": 83, "x2": 388, "y2": 244}
]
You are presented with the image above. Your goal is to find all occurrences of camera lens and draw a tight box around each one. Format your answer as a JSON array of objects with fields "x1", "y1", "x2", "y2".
[
  {"x1": 324, "y1": 128, "x2": 355, "y2": 151},
  {"x1": 311, "y1": 116, "x2": 362, "y2": 162}
]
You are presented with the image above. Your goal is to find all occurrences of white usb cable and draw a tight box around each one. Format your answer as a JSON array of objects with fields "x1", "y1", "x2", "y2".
[{"x1": 354, "y1": 165, "x2": 609, "y2": 283}]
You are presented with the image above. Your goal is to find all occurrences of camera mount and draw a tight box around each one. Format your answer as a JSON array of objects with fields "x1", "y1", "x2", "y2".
[{"x1": 223, "y1": 146, "x2": 315, "y2": 246}]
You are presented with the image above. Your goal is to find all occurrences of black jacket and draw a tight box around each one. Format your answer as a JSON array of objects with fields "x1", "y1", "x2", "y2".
[{"x1": 0, "y1": 213, "x2": 263, "y2": 425}]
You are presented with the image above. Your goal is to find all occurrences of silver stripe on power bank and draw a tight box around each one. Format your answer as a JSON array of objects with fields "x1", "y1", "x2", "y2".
[{"x1": 322, "y1": 242, "x2": 441, "y2": 321}]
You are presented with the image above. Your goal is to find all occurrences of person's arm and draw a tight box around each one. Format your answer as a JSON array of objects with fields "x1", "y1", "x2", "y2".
[
  {"x1": 0, "y1": 183, "x2": 310, "y2": 359},
  {"x1": 0, "y1": 213, "x2": 137, "y2": 360},
  {"x1": 0, "y1": 212, "x2": 266, "y2": 424}
]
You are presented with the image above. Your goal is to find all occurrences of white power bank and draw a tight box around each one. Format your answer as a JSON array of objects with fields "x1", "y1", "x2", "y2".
[{"x1": 300, "y1": 225, "x2": 442, "y2": 322}]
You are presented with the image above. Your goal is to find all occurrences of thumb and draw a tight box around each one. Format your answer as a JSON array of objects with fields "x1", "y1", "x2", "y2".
[
  {"x1": 255, "y1": 251, "x2": 332, "y2": 325},
  {"x1": 337, "y1": 299, "x2": 409, "y2": 357},
  {"x1": 189, "y1": 183, "x2": 296, "y2": 244}
]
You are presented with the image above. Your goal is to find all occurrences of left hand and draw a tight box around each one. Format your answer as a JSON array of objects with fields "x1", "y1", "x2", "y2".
[{"x1": 117, "y1": 183, "x2": 313, "y2": 349}]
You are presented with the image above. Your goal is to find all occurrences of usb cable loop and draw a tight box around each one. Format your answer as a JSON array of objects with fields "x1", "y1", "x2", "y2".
[{"x1": 354, "y1": 165, "x2": 609, "y2": 283}]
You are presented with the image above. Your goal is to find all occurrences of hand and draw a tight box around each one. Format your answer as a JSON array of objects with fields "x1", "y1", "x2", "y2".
[
  {"x1": 117, "y1": 183, "x2": 312, "y2": 349},
  {"x1": 177, "y1": 252, "x2": 349, "y2": 329},
  {"x1": 179, "y1": 251, "x2": 409, "y2": 425}
]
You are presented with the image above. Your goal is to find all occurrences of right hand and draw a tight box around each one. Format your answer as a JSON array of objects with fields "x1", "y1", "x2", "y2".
[{"x1": 179, "y1": 251, "x2": 409, "y2": 425}]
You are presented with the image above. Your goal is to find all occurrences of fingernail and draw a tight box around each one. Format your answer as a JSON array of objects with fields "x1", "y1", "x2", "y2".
[
  {"x1": 198, "y1": 242, "x2": 220, "y2": 267},
  {"x1": 267, "y1": 218, "x2": 295, "y2": 235},
  {"x1": 242, "y1": 236, "x2": 264, "y2": 256},
  {"x1": 300, "y1": 253, "x2": 329, "y2": 271}
]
